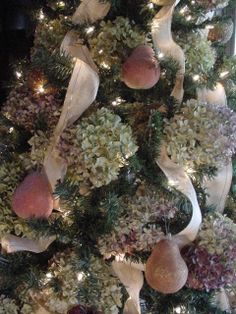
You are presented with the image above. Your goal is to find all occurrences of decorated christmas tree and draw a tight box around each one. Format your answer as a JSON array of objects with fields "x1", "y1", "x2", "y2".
[{"x1": 0, "y1": 0, "x2": 236, "y2": 313}]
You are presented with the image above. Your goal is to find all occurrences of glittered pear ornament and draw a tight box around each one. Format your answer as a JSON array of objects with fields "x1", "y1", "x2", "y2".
[
  {"x1": 145, "y1": 238, "x2": 188, "y2": 294},
  {"x1": 12, "y1": 172, "x2": 53, "y2": 219}
]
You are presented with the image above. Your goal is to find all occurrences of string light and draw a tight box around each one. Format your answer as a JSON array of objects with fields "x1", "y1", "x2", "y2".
[
  {"x1": 220, "y1": 71, "x2": 229, "y2": 78},
  {"x1": 39, "y1": 10, "x2": 45, "y2": 20},
  {"x1": 15, "y1": 71, "x2": 22, "y2": 79},
  {"x1": 186, "y1": 15, "x2": 192, "y2": 21},
  {"x1": 192, "y1": 74, "x2": 200, "y2": 81},
  {"x1": 191, "y1": 0, "x2": 195, "y2": 3},
  {"x1": 180, "y1": 6, "x2": 188, "y2": 14},
  {"x1": 174, "y1": 306, "x2": 181, "y2": 314},
  {"x1": 57, "y1": 1, "x2": 65, "y2": 8},
  {"x1": 158, "y1": 52, "x2": 165, "y2": 59},
  {"x1": 98, "y1": 49, "x2": 103, "y2": 54},
  {"x1": 77, "y1": 272, "x2": 84, "y2": 282},
  {"x1": 206, "y1": 24, "x2": 214, "y2": 30},
  {"x1": 9, "y1": 127, "x2": 14, "y2": 133},
  {"x1": 112, "y1": 97, "x2": 124, "y2": 106},
  {"x1": 147, "y1": 3, "x2": 154, "y2": 9},
  {"x1": 168, "y1": 179, "x2": 176, "y2": 186},
  {"x1": 100, "y1": 62, "x2": 110, "y2": 69},
  {"x1": 46, "y1": 272, "x2": 53, "y2": 279},
  {"x1": 86, "y1": 26, "x2": 95, "y2": 34},
  {"x1": 37, "y1": 85, "x2": 45, "y2": 93}
]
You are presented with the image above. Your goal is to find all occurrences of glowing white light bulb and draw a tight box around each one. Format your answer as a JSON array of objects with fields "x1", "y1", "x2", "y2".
[
  {"x1": 206, "y1": 24, "x2": 214, "y2": 30},
  {"x1": 86, "y1": 26, "x2": 95, "y2": 34},
  {"x1": 174, "y1": 306, "x2": 181, "y2": 314},
  {"x1": 15, "y1": 71, "x2": 22, "y2": 79},
  {"x1": 98, "y1": 49, "x2": 103, "y2": 54},
  {"x1": 192, "y1": 74, "x2": 200, "y2": 81},
  {"x1": 57, "y1": 1, "x2": 65, "y2": 8},
  {"x1": 37, "y1": 85, "x2": 45, "y2": 93},
  {"x1": 112, "y1": 97, "x2": 124, "y2": 106},
  {"x1": 39, "y1": 10, "x2": 45, "y2": 20},
  {"x1": 186, "y1": 15, "x2": 192, "y2": 21},
  {"x1": 100, "y1": 62, "x2": 110, "y2": 69},
  {"x1": 147, "y1": 3, "x2": 154, "y2": 9},
  {"x1": 180, "y1": 6, "x2": 188, "y2": 14},
  {"x1": 220, "y1": 71, "x2": 229, "y2": 78},
  {"x1": 9, "y1": 127, "x2": 14, "y2": 133},
  {"x1": 168, "y1": 179, "x2": 176, "y2": 186},
  {"x1": 46, "y1": 272, "x2": 53, "y2": 279},
  {"x1": 158, "y1": 52, "x2": 164, "y2": 59},
  {"x1": 77, "y1": 272, "x2": 84, "y2": 282}
]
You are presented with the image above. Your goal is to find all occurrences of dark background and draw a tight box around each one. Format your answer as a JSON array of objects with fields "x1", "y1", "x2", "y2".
[{"x1": 0, "y1": 0, "x2": 36, "y2": 104}]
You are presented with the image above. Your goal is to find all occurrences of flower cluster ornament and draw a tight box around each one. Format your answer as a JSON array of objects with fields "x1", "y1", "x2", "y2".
[
  {"x1": 89, "y1": 17, "x2": 145, "y2": 67},
  {"x1": 164, "y1": 99, "x2": 236, "y2": 168},
  {"x1": 182, "y1": 33, "x2": 216, "y2": 79},
  {"x1": 1, "y1": 86, "x2": 62, "y2": 133},
  {"x1": 32, "y1": 252, "x2": 122, "y2": 314},
  {"x1": 183, "y1": 212, "x2": 236, "y2": 290},
  {"x1": 98, "y1": 194, "x2": 179, "y2": 256},
  {"x1": 195, "y1": 0, "x2": 229, "y2": 10},
  {"x1": 57, "y1": 108, "x2": 138, "y2": 188},
  {"x1": 0, "y1": 295, "x2": 19, "y2": 313}
]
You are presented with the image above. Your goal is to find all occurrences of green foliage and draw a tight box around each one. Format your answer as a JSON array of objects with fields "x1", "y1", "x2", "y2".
[
  {"x1": 141, "y1": 285, "x2": 229, "y2": 314},
  {"x1": 31, "y1": 49, "x2": 73, "y2": 88}
]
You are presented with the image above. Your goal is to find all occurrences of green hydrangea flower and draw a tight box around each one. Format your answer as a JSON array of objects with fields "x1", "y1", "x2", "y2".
[
  {"x1": 182, "y1": 33, "x2": 216, "y2": 79},
  {"x1": 0, "y1": 161, "x2": 31, "y2": 237},
  {"x1": 164, "y1": 99, "x2": 236, "y2": 168},
  {"x1": 58, "y1": 108, "x2": 138, "y2": 188},
  {"x1": 0, "y1": 295, "x2": 19, "y2": 314},
  {"x1": 89, "y1": 16, "x2": 145, "y2": 66}
]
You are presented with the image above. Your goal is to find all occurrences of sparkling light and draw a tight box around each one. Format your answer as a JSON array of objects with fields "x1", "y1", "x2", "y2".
[
  {"x1": 220, "y1": 71, "x2": 229, "y2": 78},
  {"x1": 46, "y1": 272, "x2": 53, "y2": 279},
  {"x1": 192, "y1": 74, "x2": 200, "y2": 81},
  {"x1": 180, "y1": 6, "x2": 188, "y2": 14},
  {"x1": 174, "y1": 306, "x2": 181, "y2": 314},
  {"x1": 86, "y1": 26, "x2": 95, "y2": 34},
  {"x1": 39, "y1": 10, "x2": 45, "y2": 20},
  {"x1": 57, "y1": 1, "x2": 65, "y2": 8},
  {"x1": 37, "y1": 85, "x2": 45, "y2": 93},
  {"x1": 100, "y1": 62, "x2": 110, "y2": 69},
  {"x1": 206, "y1": 24, "x2": 214, "y2": 30},
  {"x1": 15, "y1": 71, "x2": 22, "y2": 79},
  {"x1": 186, "y1": 15, "x2": 192, "y2": 21},
  {"x1": 158, "y1": 52, "x2": 165, "y2": 59},
  {"x1": 147, "y1": 3, "x2": 154, "y2": 9},
  {"x1": 98, "y1": 49, "x2": 103, "y2": 54},
  {"x1": 77, "y1": 272, "x2": 84, "y2": 282},
  {"x1": 112, "y1": 97, "x2": 124, "y2": 106},
  {"x1": 9, "y1": 127, "x2": 14, "y2": 133}
]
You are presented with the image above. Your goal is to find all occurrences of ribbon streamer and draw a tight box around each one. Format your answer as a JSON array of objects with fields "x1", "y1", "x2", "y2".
[
  {"x1": 112, "y1": 261, "x2": 144, "y2": 314},
  {"x1": 1, "y1": 234, "x2": 56, "y2": 253},
  {"x1": 72, "y1": 0, "x2": 111, "y2": 25},
  {"x1": 151, "y1": 2, "x2": 185, "y2": 102},
  {"x1": 197, "y1": 83, "x2": 233, "y2": 213},
  {"x1": 156, "y1": 147, "x2": 202, "y2": 247}
]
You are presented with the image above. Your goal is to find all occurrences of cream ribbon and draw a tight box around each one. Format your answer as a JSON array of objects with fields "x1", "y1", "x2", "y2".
[
  {"x1": 151, "y1": 2, "x2": 185, "y2": 102},
  {"x1": 72, "y1": 0, "x2": 111, "y2": 25},
  {"x1": 1, "y1": 234, "x2": 56, "y2": 253},
  {"x1": 43, "y1": 0, "x2": 109, "y2": 189}
]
